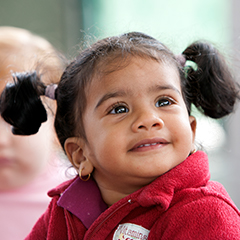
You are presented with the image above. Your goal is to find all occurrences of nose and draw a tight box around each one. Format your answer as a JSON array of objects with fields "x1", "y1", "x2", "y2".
[{"x1": 131, "y1": 109, "x2": 164, "y2": 132}]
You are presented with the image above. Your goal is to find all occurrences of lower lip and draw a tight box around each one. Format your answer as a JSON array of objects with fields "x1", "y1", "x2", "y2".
[{"x1": 131, "y1": 143, "x2": 168, "y2": 152}]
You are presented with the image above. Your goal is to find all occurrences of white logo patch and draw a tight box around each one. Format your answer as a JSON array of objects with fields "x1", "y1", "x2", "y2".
[{"x1": 113, "y1": 223, "x2": 149, "y2": 240}]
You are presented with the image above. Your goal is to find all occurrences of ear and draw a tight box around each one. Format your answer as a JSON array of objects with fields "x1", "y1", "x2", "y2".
[
  {"x1": 189, "y1": 116, "x2": 197, "y2": 143},
  {"x1": 64, "y1": 137, "x2": 94, "y2": 177}
]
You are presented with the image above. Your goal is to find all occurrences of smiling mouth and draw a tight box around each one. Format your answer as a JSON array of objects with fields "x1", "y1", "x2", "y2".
[
  {"x1": 130, "y1": 138, "x2": 169, "y2": 152},
  {"x1": 137, "y1": 142, "x2": 160, "y2": 148}
]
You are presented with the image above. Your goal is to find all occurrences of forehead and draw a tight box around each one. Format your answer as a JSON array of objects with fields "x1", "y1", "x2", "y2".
[{"x1": 87, "y1": 56, "x2": 181, "y2": 98}]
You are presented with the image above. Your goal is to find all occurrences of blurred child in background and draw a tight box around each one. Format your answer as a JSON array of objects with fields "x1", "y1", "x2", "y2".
[{"x1": 0, "y1": 26, "x2": 72, "y2": 240}]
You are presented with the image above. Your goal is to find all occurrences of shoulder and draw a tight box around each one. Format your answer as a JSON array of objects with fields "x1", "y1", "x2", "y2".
[
  {"x1": 153, "y1": 184, "x2": 240, "y2": 239},
  {"x1": 172, "y1": 181, "x2": 240, "y2": 228},
  {"x1": 172, "y1": 194, "x2": 240, "y2": 223},
  {"x1": 25, "y1": 196, "x2": 68, "y2": 239}
]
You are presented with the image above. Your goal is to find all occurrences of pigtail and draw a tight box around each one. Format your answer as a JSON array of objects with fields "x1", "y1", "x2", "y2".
[
  {"x1": 182, "y1": 41, "x2": 240, "y2": 118},
  {"x1": 0, "y1": 71, "x2": 48, "y2": 135}
]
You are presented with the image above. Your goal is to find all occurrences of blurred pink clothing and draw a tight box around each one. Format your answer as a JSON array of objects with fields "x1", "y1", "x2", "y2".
[{"x1": 0, "y1": 161, "x2": 74, "y2": 240}]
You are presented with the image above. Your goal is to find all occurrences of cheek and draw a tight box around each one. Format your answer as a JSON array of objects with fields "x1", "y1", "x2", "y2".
[
  {"x1": 171, "y1": 116, "x2": 193, "y2": 143},
  {"x1": 0, "y1": 137, "x2": 47, "y2": 190},
  {"x1": 15, "y1": 122, "x2": 54, "y2": 175},
  {"x1": 85, "y1": 123, "x2": 124, "y2": 168},
  {"x1": 0, "y1": 118, "x2": 56, "y2": 190}
]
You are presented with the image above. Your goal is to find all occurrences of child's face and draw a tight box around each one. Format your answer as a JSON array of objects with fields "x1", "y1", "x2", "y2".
[
  {"x1": 0, "y1": 111, "x2": 55, "y2": 191},
  {"x1": 81, "y1": 57, "x2": 196, "y2": 194}
]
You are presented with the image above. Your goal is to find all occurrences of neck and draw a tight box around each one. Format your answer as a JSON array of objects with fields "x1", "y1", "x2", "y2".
[
  {"x1": 100, "y1": 188, "x2": 129, "y2": 207},
  {"x1": 95, "y1": 180, "x2": 137, "y2": 207},
  {"x1": 95, "y1": 178, "x2": 148, "y2": 207},
  {"x1": 93, "y1": 173, "x2": 156, "y2": 206}
]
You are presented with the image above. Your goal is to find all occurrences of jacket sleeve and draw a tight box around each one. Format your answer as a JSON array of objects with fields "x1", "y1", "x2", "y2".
[{"x1": 151, "y1": 196, "x2": 240, "y2": 239}]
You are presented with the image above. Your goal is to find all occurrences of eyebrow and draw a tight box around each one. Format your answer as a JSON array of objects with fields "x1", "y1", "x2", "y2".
[
  {"x1": 95, "y1": 84, "x2": 181, "y2": 109},
  {"x1": 150, "y1": 84, "x2": 181, "y2": 95},
  {"x1": 95, "y1": 91, "x2": 126, "y2": 109}
]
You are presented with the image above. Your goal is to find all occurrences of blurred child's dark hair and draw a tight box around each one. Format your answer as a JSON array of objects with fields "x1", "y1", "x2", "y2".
[{"x1": 0, "y1": 32, "x2": 239, "y2": 150}]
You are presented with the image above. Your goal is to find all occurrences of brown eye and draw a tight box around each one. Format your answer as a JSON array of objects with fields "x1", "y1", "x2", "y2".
[
  {"x1": 109, "y1": 104, "x2": 129, "y2": 114},
  {"x1": 155, "y1": 97, "x2": 174, "y2": 107}
]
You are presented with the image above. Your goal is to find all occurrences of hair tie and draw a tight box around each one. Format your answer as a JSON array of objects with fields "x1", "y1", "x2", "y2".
[
  {"x1": 45, "y1": 84, "x2": 57, "y2": 100},
  {"x1": 176, "y1": 54, "x2": 198, "y2": 78},
  {"x1": 183, "y1": 60, "x2": 198, "y2": 78}
]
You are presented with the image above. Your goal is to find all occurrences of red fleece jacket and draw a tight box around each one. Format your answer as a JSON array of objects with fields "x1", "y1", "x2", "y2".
[{"x1": 25, "y1": 151, "x2": 240, "y2": 239}]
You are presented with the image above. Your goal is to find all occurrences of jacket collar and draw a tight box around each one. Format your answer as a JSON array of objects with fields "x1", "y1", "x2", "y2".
[
  {"x1": 57, "y1": 177, "x2": 108, "y2": 229},
  {"x1": 136, "y1": 151, "x2": 210, "y2": 209},
  {"x1": 56, "y1": 151, "x2": 209, "y2": 228}
]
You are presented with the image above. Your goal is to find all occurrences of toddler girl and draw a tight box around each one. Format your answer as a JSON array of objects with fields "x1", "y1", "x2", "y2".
[{"x1": 1, "y1": 31, "x2": 240, "y2": 239}]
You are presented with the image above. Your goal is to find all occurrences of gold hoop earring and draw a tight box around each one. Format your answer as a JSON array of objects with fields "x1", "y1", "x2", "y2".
[{"x1": 79, "y1": 168, "x2": 91, "y2": 181}]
